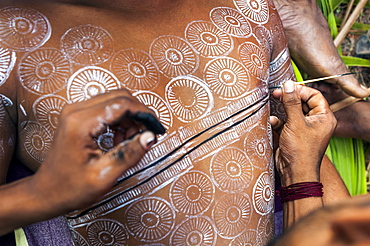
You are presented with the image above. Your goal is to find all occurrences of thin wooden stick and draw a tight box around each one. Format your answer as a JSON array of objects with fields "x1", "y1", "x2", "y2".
[
  {"x1": 334, "y1": 0, "x2": 368, "y2": 48},
  {"x1": 268, "y1": 73, "x2": 355, "y2": 89},
  {"x1": 340, "y1": 0, "x2": 355, "y2": 29},
  {"x1": 330, "y1": 88, "x2": 370, "y2": 112}
]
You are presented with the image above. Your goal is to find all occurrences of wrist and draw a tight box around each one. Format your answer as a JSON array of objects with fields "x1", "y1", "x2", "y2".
[{"x1": 277, "y1": 160, "x2": 320, "y2": 186}]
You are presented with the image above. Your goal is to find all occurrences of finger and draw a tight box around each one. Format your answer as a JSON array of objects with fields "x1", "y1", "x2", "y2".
[
  {"x1": 335, "y1": 75, "x2": 369, "y2": 98},
  {"x1": 272, "y1": 88, "x2": 283, "y2": 100},
  {"x1": 65, "y1": 96, "x2": 165, "y2": 138},
  {"x1": 269, "y1": 116, "x2": 284, "y2": 134},
  {"x1": 281, "y1": 80, "x2": 304, "y2": 120},
  {"x1": 95, "y1": 131, "x2": 157, "y2": 184},
  {"x1": 297, "y1": 85, "x2": 331, "y2": 116}
]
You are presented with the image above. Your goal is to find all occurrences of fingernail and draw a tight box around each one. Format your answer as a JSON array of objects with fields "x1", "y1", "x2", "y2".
[
  {"x1": 140, "y1": 131, "x2": 156, "y2": 149},
  {"x1": 283, "y1": 80, "x2": 295, "y2": 93}
]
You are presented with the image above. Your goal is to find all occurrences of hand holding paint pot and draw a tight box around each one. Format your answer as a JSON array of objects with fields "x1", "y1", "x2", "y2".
[{"x1": 30, "y1": 88, "x2": 165, "y2": 218}]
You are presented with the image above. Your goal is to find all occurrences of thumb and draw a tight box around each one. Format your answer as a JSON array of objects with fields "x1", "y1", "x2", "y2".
[
  {"x1": 336, "y1": 75, "x2": 369, "y2": 98},
  {"x1": 281, "y1": 80, "x2": 303, "y2": 120}
]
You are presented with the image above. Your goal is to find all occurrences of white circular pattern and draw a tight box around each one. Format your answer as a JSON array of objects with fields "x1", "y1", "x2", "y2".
[
  {"x1": 210, "y1": 147, "x2": 253, "y2": 193},
  {"x1": 212, "y1": 193, "x2": 251, "y2": 239},
  {"x1": 170, "y1": 170, "x2": 214, "y2": 216},
  {"x1": 0, "y1": 7, "x2": 51, "y2": 52},
  {"x1": 238, "y1": 42, "x2": 269, "y2": 81},
  {"x1": 234, "y1": 0, "x2": 269, "y2": 24},
  {"x1": 125, "y1": 197, "x2": 175, "y2": 242},
  {"x1": 229, "y1": 229, "x2": 258, "y2": 246},
  {"x1": 0, "y1": 47, "x2": 15, "y2": 87},
  {"x1": 256, "y1": 214, "x2": 274, "y2": 245},
  {"x1": 61, "y1": 24, "x2": 114, "y2": 65},
  {"x1": 86, "y1": 219, "x2": 128, "y2": 246},
  {"x1": 133, "y1": 91, "x2": 173, "y2": 131},
  {"x1": 185, "y1": 20, "x2": 233, "y2": 58},
  {"x1": 252, "y1": 172, "x2": 274, "y2": 216},
  {"x1": 204, "y1": 57, "x2": 250, "y2": 100},
  {"x1": 71, "y1": 230, "x2": 89, "y2": 246},
  {"x1": 244, "y1": 125, "x2": 272, "y2": 170},
  {"x1": 111, "y1": 49, "x2": 160, "y2": 91},
  {"x1": 150, "y1": 35, "x2": 199, "y2": 78},
  {"x1": 23, "y1": 121, "x2": 52, "y2": 163},
  {"x1": 33, "y1": 94, "x2": 68, "y2": 132},
  {"x1": 268, "y1": 13, "x2": 286, "y2": 51},
  {"x1": 67, "y1": 66, "x2": 121, "y2": 103},
  {"x1": 165, "y1": 75, "x2": 213, "y2": 123},
  {"x1": 19, "y1": 48, "x2": 71, "y2": 95},
  {"x1": 210, "y1": 7, "x2": 252, "y2": 38},
  {"x1": 253, "y1": 25, "x2": 273, "y2": 57},
  {"x1": 170, "y1": 216, "x2": 216, "y2": 246}
]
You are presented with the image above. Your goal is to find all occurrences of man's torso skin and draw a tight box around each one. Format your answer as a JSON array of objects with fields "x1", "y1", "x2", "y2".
[{"x1": 0, "y1": 0, "x2": 293, "y2": 244}]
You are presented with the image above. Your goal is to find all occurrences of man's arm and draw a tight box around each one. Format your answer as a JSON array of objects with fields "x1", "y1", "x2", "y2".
[
  {"x1": 274, "y1": 0, "x2": 368, "y2": 98},
  {"x1": 271, "y1": 80, "x2": 345, "y2": 229},
  {"x1": 0, "y1": 89, "x2": 163, "y2": 236}
]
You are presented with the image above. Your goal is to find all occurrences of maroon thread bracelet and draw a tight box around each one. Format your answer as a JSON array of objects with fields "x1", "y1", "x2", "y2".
[{"x1": 276, "y1": 182, "x2": 324, "y2": 202}]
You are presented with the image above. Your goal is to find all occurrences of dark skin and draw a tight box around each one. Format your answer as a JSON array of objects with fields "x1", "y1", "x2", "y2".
[
  {"x1": 0, "y1": 0, "x2": 356, "y2": 240},
  {"x1": 271, "y1": 81, "x2": 349, "y2": 229},
  {"x1": 271, "y1": 194, "x2": 370, "y2": 246},
  {"x1": 274, "y1": 0, "x2": 370, "y2": 142},
  {"x1": 0, "y1": 89, "x2": 161, "y2": 235}
]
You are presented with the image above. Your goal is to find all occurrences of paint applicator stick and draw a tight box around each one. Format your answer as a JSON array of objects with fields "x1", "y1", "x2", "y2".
[
  {"x1": 330, "y1": 87, "x2": 370, "y2": 112},
  {"x1": 268, "y1": 73, "x2": 356, "y2": 89}
]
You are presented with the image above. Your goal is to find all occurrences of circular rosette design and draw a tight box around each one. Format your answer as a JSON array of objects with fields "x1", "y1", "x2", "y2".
[
  {"x1": 61, "y1": 24, "x2": 114, "y2": 65},
  {"x1": 150, "y1": 35, "x2": 199, "y2": 78},
  {"x1": 254, "y1": 25, "x2": 273, "y2": 57},
  {"x1": 210, "y1": 147, "x2": 253, "y2": 193},
  {"x1": 0, "y1": 7, "x2": 51, "y2": 52},
  {"x1": 244, "y1": 125, "x2": 272, "y2": 170},
  {"x1": 67, "y1": 66, "x2": 121, "y2": 103},
  {"x1": 170, "y1": 171, "x2": 214, "y2": 216},
  {"x1": 256, "y1": 214, "x2": 274, "y2": 245},
  {"x1": 230, "y1": 229, "x2": 258, "y2": 246},
  {"x1": 70, "y1": 230, "x2": 89, "y2": 246},
  {"x1": 23, "y1": 121, "x2": 52, "y2": 163},
  {"x1": 268, "y1": 14, "x2": 286, "y2": 51},
  {"x1": 170, "y1": 216, "x2": 216, "y2": 246},
  {"x1": 33, "y1": 94, "x2": 68, "y2": 133},
  {"x1": 212, "y1": 193, "x2": 252, "y2": 239},
  {"x1": 185, "y1": 20, "x2": 233, "y2": 58},
  {"x1": 133, "y1": 91, "x2": 173, "y2": 131},
  {"x1": 86, "y1": 219, "x2": 128, "y2": 246},
  {"x1": 234, "y1": 0, "x2": 269, "y2": 24},
  {"x1": 252, "y1": 172, "x2": 274, "y2": 216},
  {"x1": 111, "y1": 49, "x2": 159, "y2": 91},
  {"x1": 204, "y1": 57, "x2": 250, "y2": 100},
  {"x1": 210, "y1": 7, "x2": 252, "y2": 38},
  {"x1": 19, "y1": 48, "x2": 71, "y2": 95},
  {"x1": 0, "y1": 47, "x2": 15, "y2": 87},
  {"x1": 125, "y1": 197, "x2": 175, "y2": 242},
  {"x1": 165, "y1": 75, "x2": 213, "y2": 123},
  {"x1": 238, "y1": 42, "x2": 269, "y2": 81},
  {"x1": 95, "y1": 127, "x2": 115, "y2": 152}
]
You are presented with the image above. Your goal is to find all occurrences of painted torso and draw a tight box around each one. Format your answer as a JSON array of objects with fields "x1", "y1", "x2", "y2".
[{"x1": 0, "y1": 0, "x2": 293, "y2": 244}]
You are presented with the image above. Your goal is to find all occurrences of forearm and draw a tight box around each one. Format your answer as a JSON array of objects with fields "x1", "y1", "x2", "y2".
[
  {"x1": 320, "y1": 155, "x2": 350, "y2": 205},
  {"x1": 281, "y1": 155, "x2": 350, "y2": 229},
  {"x1": 275, "y1": 0, "x2": 346, "y2": 75},
  {"x1": 0, "y1": 176, "x2": 67, "y2": 236},
  {"x1": 280, "y1": 161, "x2": 324, "y2": 229}
]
